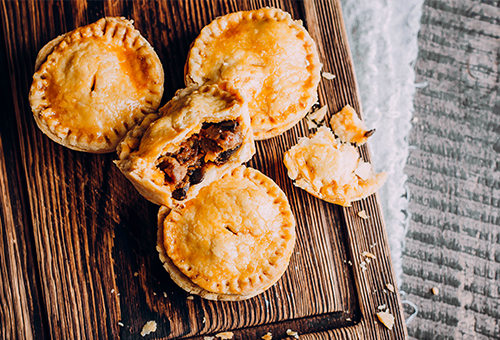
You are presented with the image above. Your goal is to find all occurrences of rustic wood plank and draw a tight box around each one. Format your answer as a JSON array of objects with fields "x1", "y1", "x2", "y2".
[
  {"x1": 302, "y1": 0, "x2": 408, "y2": 339},
  {"x1": 0, "y1": 0, "x2": 407, "y2": 339}
]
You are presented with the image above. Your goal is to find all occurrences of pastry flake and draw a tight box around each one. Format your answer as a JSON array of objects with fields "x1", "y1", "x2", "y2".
[
  {"x1": 157, "y1": 166, "x2": 296, "y2": 300},
  {"x1": 115, "y1": 83, "x2": 255, "y2": 208},
  {"x1": 29, "y1": 17, "x2": 164, "y2": 153},
  {"x1": 185, "y1": 7, "x2": 321, "y2": 140},
  {"x1": 283, "y1": 126, "x2": 387, "y2": 206},
  {"x1": 330, "y1": 105, "x2": 375, "y2": 145}
]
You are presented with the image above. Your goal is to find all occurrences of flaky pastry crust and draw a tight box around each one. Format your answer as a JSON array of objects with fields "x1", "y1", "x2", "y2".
[
  {"x1": 185, "y1": 7, "x2": 321, "y2": 140},
  {"x1": 115, "y1": 83, "x2": 255, "y2": 208},
  {"x1": 29, "y1": 17, "x2": 164, "y2": 153},
  {"x1": 284, "y1": 126, "x2": 387, "y2": 206},
  {"x1": 330, "y1": 105, "x2": 374, "y2": 145},
  {"x1": 157, "y1": 166, "x2": 296, "y2": 300}
]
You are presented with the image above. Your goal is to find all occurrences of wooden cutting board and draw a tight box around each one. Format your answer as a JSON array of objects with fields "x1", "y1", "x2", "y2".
[{"x1": 0, "y1": 1, "x2": 408, "y2": 339}]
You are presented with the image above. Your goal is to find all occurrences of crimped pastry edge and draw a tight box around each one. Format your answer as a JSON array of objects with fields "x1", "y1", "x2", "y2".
[
  {"x1": 29, "y1": 17, "x2": 164, "y2": 153},
  {"x1": 184, "y1": 7, "x2": 322, "y2": 140},
  {"x1": 156, "y1": 166, "x2": 296, "y2": 300}
]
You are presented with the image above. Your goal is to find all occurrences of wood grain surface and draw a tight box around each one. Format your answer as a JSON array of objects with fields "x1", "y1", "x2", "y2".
[{"x1": 0, "y1": 1, "x2": 407, "y2": 339}]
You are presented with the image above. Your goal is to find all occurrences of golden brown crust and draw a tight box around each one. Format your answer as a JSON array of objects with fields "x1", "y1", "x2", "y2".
[
  {"x1": 185, "y1": 7, "x2": 321, "y2": 140},
  {"x1": 29, "y1": 17, "x2": 164, "y2": 153},
  {"x1": 283, "y1": 126, "x2": 387, "y2": 206},
  {"x1": 157, "y1": 166, "x2": 296, "y2": 300},
  {"x1": 115, "y1": 83, "x2": 255, "y2": 208}
]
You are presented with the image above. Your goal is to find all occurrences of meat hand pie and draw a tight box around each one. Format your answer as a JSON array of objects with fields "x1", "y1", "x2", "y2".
[
  {"x1": 115, "y1": 83, "x2": 255, "y2": 208},
  {"x1": 29, "y1": 17, "x2": 164, "y2": 153},
  {"x1": 156, "y1": 166, "x2": 296, "y2": 300},
  {"x1": 185, "y1": 7, "x2": 322, "y2": 140}
]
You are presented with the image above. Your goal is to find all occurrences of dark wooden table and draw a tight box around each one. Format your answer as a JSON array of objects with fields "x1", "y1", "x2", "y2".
[{"x1": 0, "y1": 1, "x2": 407, "y2": 339}]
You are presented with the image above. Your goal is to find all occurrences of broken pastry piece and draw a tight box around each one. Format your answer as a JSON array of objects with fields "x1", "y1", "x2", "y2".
[
  {"x1": 115, "y1": 83, "x2": 255, "y2": 208},
  {"x1": 29, "y1": 17, "x2": 164, "y2": 153},
  {"x1": 157, "y1": 166, "x2": 296, "y2": 301},
  {"x1": 283, "y1": 127, "x2": 387, "y2": 206},
  {"x1": 330, "y1": 105, "x2": 375, "y2": 145},
  {"x1": 185, "y1": 7, "x2": 322, "y2": 140}
]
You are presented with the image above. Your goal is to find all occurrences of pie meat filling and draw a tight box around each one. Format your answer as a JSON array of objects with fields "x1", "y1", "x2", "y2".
[{"x1": 156, "y1": 120, "x2": 243, "y2": 200}]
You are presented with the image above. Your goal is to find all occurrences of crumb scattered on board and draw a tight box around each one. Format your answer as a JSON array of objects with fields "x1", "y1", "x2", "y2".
[
  {"x1": 322, "y1": 71, "x2": 336, "y2": 80},
  {"x1": 204, "y1": 337, "x2": 215, "y2": 340},
  {"x1": 134, "y1": 272, "x2": 139, "y2": 277},
  {"x1": 261, "y1": 332, "x2": 272, "y2": 340},
  {"x1": 386, "y1": 283, "x2": 395, "y2": 292},
  {"x1": 286, "y1": 329, "x2": 300, "y2": 339},
  {"x1": 308, "y1": 105, "x2": 328, "y2": 123},
  {"x1": 140, "y1": 321, "x2": 157, "y2": 337},
  {"x1": 306, "y1": 118, "x2": 318, "y2": 130},
  {"x1": 187, "y1": 295, "x2": 194, "y2": 300},
  {"x1": 118, "y1": 322, "x2": 124, "y2": 327},
  {"x1": 215, "y1": 332, "x2": 234, "y2": 339},
  {"x1": 362, "y1": 251, "x2": 376, "y2": 259},
  {"x1": 357, "y1": 210, "x2": 369, "y2": 219},
  {"x1": 431, "y1": 287, "x2": 439, "y2": 295},
  {"x1": 376, "y1": 311, "x2": 395, "y2": 330}
]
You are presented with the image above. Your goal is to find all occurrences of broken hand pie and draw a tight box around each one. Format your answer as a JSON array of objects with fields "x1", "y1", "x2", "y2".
[
  {"x1": 29, "y1": 17, "x2": 164, "y2": 153},
  {"x1": 284, "y1": 126, "x2": 387, "y2": 206},
  {"x1": 157, "y1": 166, "x2": 296, "y2": 300},
  {"x1": 115, "y1": 83, "x2": 255, "y2": 208},
  {"x1": 185, "y1": 7, "x2": 322, "y2": 140}
]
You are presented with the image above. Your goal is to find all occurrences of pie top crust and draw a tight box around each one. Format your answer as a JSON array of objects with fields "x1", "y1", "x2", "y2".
[
  {"x1": 29, "y1": 17, "x2": 164, "y2": 153},
  {"x1": 283, "y1": 126, "x2": 387, "y2": 206},
  {"x1": 115, "y1": 83, "x2": 255, "y2": 208},
  {"x1": 158, "y1": 166, "x2": 296, "y2": 299},
  {"x1": 185, "y1": 7, "x2": 321, "y2": 140}
]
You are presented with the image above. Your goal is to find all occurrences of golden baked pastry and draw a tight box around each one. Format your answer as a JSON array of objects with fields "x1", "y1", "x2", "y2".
[
  {"x1": 157, "y1": 166, "x2": 296, "y2": 300},
  {"x1": 115, "y1": 83, "x2": 255, "y2": 208},
  {"x1": 283, "y1": 126, "x2": 387, "y2": 206},
  {"x1": 29, "y1": 17, "x2": 164, "y2": 153},
  {"x1": 185, "y1": 7, "x2": 321, "y2": 140},
  {"x1": 330, "y1": 105, "x2": 375, "y2": 145}
]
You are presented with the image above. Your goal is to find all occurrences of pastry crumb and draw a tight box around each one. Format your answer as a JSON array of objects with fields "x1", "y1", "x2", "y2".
[
  {"x1": 362, "y1": 251, "x2": 376, "y2": 259},
  {"x1": 378, "y1": 304, "x2": 387, "y2": 310},
  {"x1": 140, "y1": 321, "x2": 157, "y2": 337},
  {"x1": 308, "y1": 105, "x2": 328, "y2": 123},
  {"x1": 204, "y1": 337, "x2": 215, "y2": 340},
  {"x1": 215, "y1": 331, "x2": 234, "y2": 339},
  {"x1": 357, "y1": 210, "x2": 369, "y2": 219},
  {"x1": 431, "y1": 287, "x2": 439, "y2": 295},
  {"x1": 306, "y1": 118, "x2": 317, "y2": 130},
  {"x1": 111, "y1": 289, "x2": 115, "y2": 293},
  {"x1": 187, "y1": 295, "x2": 194, "y2": 300},
  {"x1": 261, "y1": 332, "x2": 272, "y2": 340},
  {"x1": 118, "y1": 322, "x2": 124, "y2": 327},
  {"x1": 386, "y1": 283, "x2": 395, "y2": 292},
  {"x1": 376, "y1": 311, "x2": 394, "y2": 330},
  {"x1": 322, "y1": 72, "x2": 336, "y2": 80},
  {"x1": 346, "y1": 317, "x2": 352, "y2": 321},
  {"x1": 286, "y1": 329, "x2": 299, "y2": 339},
  {"x1": 163, "y1": 292, "x2": 168, "y2": 298},
  {"x1": 134, "y1": 272, "x2": 139, "y2": 277}
]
